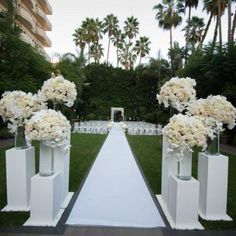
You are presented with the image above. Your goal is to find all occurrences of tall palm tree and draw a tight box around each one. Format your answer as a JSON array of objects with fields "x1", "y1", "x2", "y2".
[
  {"x1": 184, "y1": 1, "x2": 199, "y2": 52},
  {"x1": 73, "y1": 27, "x2": 86, "y2": 54},
  {"x1": 203, "y1": 0, "x2": 228, "y2": 50},
  {"x1": 90, "y1": 43, "x2": 104, "y2": 63},
  {"x1": 184, "y1": 16, "x2": 205, "y2": 52},
  {"x1": 168, "y1": 41, "x2": 185, "y2": 73},
  {"x1": 153, "y1": 0, "x2": 185, "y2": 50},
  {"x1": 93, "y1": 18, "x2": 104, "y2": 44},
  {"x1": 81, "y1": 18, "x2": 100, "y2": 63},
  {"x1": 123, "y1": 16, "x2": 139, "y2": 45},
  {"x1": 111, "y1": 29, "x2": 124, "y2": 67},
  {"x1": 133, "y1": 36, "x2": 151, "y2": 65},
  {"x1": 103, "y1": 14, "x2": 119, "y2": 64}
]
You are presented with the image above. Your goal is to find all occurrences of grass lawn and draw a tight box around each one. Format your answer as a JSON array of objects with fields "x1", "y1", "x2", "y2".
[
  {"x1": 0, "y1": 133, "x2": 106, "y2": 226},
  {"x1": 127, "y1": 135, "x2": 236, "y2": 230}
]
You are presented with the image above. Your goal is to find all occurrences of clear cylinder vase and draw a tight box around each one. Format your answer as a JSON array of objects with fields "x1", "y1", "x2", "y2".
[
  {"x1": 205, "y1": 132, "x2": 220, "y2": 156},
  {"x1": 177, "y1": 151, "x2": 192, "y2": 181},
  {"x1": 39, "y1": 142, "x2": 54, "y2": 176},
  {"x1": 15, "y1": 126, "x2": 28, "y2": 149}
]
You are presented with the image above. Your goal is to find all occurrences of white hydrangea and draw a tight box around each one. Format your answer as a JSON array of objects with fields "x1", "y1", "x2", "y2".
[
  {"x1": 25, "y1": 109, "x2": 71, "y2": 151},
  {"x1": 120, "y1": 121, "x2": 128, "y2": 131},
  {"x1": 107, "y1": 121, "x2": 114, "y2": 130},
  {"x1": 41, "y1": 75, "x2": 77, "y2": 107},
  {"x1": 162, "y1": 114, "x2": 208, "y2": 159},
  {"x1": 156, "y1": 77, "x2": 196, "y2": 112},
  {"x1": 0, "y1": 91, "x2": 46, "y2": 133},
  {"x1": 187, "y1": 95, "x2": 236, "y2": 131}
]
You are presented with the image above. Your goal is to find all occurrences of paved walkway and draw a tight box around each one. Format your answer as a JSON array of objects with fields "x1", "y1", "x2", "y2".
[{"x1": 66, "y1": 123, "x2": 165, "y2": 228}]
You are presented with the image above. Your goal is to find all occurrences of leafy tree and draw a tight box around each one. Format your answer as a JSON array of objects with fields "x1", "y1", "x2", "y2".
[
  {"x1": 133, "y1": 36, "x2": 151, "y2": 65},
  {"x1": 184, "y1": 0, "x2": 199, "y2": 52},
  {"x1": 168, "y1": 41, "x2": 185, "y2": 74},
  {"x1": 183, "y1": 16, "x2": 205, "y2": 53},
  {"x1": 103, "y1": 14, "x2": 119, "y2": 64},
  {"x1": 153, "y1": 0, "x2": 185, "y2": 50},
  {"x1": 0, "y1": 9, "x2": 51, "y2": 95}
]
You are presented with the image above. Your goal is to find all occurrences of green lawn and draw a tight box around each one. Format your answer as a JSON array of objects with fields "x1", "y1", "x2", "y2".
[
  {"x1": 127, "y1": 135, "x2": 236, "y2": 230},
  {"x1": 0, "y1": 133, "x2": 106, "y2": 226},
  {"x1": 1, "y1": 133, "x2": 235, "y2": 230}
]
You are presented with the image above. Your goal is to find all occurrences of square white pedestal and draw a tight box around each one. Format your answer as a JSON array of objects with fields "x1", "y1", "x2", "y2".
[
  {"x1": 158, "y1": 175, "x2": 203, "y2": 230},
  {"x1": 2, "y1": 147, "x2": 35, "y2": 212},
  {"x1": 54, "y1": 147, "x2": 74, "y2": 209},
  {"x1": 24, "y1": 173, "x2": 63, "y2": 226},
  {"x1": 160, "y1": 136, "x2": 178, "y2": 206},
  {"x1": 198, "y1": 152, "x2": 232, "y2": 221}
]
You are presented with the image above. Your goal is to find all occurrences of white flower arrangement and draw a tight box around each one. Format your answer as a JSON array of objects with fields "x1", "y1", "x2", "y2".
[
  {"x1": 162, "y1": 114, "x2": 208, "y2": 159},
  {"x1": 25, "y1": 109, "x2": 71, "y2": 151},
  {"x1": 0, "y1": 91, "x2": 46, "y2": 133},
  {"x1": 187, "y1": 95, "x2": 236, "y2": 131},
  {"x1": 107, "y1": 121, "x2": 114, "y2": 130},
  {"x1": 156, "y1": 77, "x2": 196, "y2": 112},
  {"x1": 120, "y1": 121, "x2": 128, "y2": 131},
  {"x1": 41, "y1": 75, "x2": 77, "y2": 107}
]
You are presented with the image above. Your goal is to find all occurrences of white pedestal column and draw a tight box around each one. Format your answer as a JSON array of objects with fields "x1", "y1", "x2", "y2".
[
  {"x1": 54, "y1": 131, "x2": 73, "y2": 208},
  {"x1": 24, "y1": 173, "x2": 63, "y2": 226},
  {"x1": 2, "y1": 147, "x2": 35, "y2": 212},
  {"x1": 158, "y1": 136, "x2": 178, "y2": 206},
  {"x1": 198, "y1": 152, "x2": 232, "y2": 221},
  {"x1": 167, "y1": 175, "x2": 203, "y2": 229}
]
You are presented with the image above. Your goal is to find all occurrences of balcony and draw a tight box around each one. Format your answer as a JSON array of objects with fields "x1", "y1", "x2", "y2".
[
  {"x1": 34, "y1": 6, "x2": 52, "y2": 31},
  {"x1": 34, "y1": 26, "x2": 51, "y2": 47},
  {"x1": 16, "y1": 6, "x2": 34, "y2": 31},
  {"x1": 38, "y1": 0, "x2": 52, "y2": 15},
  {"x1": 21, "y1": 0, "x2": 34, "y2": 12}
]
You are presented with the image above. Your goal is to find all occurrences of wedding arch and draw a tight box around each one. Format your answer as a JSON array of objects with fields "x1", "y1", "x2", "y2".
[{"x1": 111, "y1": 107, "x2": 124, "y2": 122}]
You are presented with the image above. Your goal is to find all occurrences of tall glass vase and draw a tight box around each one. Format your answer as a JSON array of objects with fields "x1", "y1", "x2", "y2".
[
  {"x1": 39, "y1": 142, "x2": 54, "y2": 176},
  {"x1": 205, "y1": 132, "x2": 220, "y2": 156},
  {"x1": 177, "y1": 151, "x2": 192, "y2": 181},
  {"x1": 15, "y1": 125, "x2": 28, "y2": 149}
]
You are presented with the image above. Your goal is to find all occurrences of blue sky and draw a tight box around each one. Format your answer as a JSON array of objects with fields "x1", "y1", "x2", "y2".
[{"x1": 45, "y1": 0, "x2": 229, "y2": 65}]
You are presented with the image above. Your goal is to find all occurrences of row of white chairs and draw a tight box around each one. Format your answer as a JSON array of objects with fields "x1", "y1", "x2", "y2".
[
  {"x1": 73, "y1": 121, "x2": 162, "y2": 136},
  {"x1": 73, "y1": 121, "x2": 109, "y2": 134}
]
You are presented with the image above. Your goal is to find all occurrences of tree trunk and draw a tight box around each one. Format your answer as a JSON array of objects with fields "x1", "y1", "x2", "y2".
[
  {"x1": 228, "y1": 0, "x2": 232, "y2": 44},
  {"x1": 170, "y1": 27, "x2": 173, "y2": 49},
  {"x1": 231, "y1": 8, "x2": 236, "y2": 42},
  {"x1": 106, "y1": 37, "x2": 111, "y2": 65},
  {"x1": 116, "y1": 47, "x2": 119, "y2": 67},
  {"x1": 185, "y1": 7, "x2": 191, "y2": 55},
  {"x1": 211, "y1": 17, "x2": 219, "y2": 54},
  {"x1": 139, "y1": 54, "x2": 142, "y2": 66},
  {"x1": 88, "y1": 42, "x2": 91, "y2": 64},
  {"x1": 170, "y1": 27, "x2": 174, "y2": 75},
  {"x1": 218, "y1": 0, "x2": 222, "y2": 50},
  {"x1": 201, "y1": 13, "x2": 213, "y2": 46}
]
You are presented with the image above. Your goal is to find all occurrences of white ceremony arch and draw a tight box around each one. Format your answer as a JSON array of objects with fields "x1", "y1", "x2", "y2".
[{"x1": 111, "y1": 107, "x2": 124, "y2": 121}]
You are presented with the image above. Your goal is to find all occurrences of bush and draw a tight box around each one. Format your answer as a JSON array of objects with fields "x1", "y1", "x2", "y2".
[
  {"x1": 86, "y1": 113, "x2": 96, "y2": 120},
  {"x1": 0, "y1": 127, "x2": 12, "y2": 139}
]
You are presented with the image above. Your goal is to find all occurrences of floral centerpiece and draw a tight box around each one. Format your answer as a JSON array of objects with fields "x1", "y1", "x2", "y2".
[
  {"x1": 162, "y1": 114, "x2": 208, "y2": 159},
  {"x1": 187, "y1": 95, "x2": 236, "y2": 155},
  {"x1": 0, "y1": 91, "x2": 46, "y2": 148},
  {"x1": 120, "y1": 121, "x2": 128, "y2": 132},
  {"x1": 107, "y1": 121, "x2": 114, "y2": 131},
  {"x1": 156, "y1": 77, "x2": 196, "y2": 112},
  {"x1": 41, "y1": 75, "x2": 77, "y2": 108},
  {"x1": 187, "y1": 95, "x2": 236, "y2": 130},
  {"x1": 25, "y1": 109, "x2": 71, "y2": 152}
]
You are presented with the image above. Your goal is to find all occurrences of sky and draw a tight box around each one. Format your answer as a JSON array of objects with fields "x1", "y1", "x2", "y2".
[{"x1": 45, "y1": 0, "x2": 229, "y2": 65}]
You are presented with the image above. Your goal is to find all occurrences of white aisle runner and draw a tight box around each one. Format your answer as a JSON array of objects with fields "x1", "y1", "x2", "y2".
[{"x1": 66, "y1": 123, "x2": 165, "y2": 228}]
